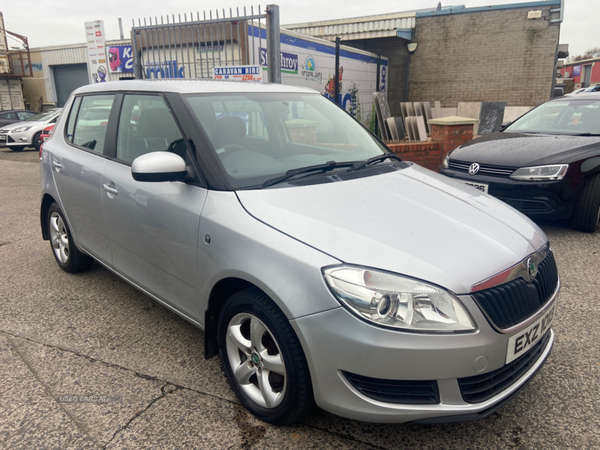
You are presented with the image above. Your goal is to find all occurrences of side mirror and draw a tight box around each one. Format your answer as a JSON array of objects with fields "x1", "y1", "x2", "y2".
[
  {"x1": 131, "y1": 151, "x2": 187, "y2": 182},
  {"x1": 499, "y1": 121, "x2": 512, "y2": 131}
]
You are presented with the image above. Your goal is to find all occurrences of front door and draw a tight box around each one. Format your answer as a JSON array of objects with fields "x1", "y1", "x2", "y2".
[{"x1": 100, "y1": 93, "x2": 207, "y2": 319}]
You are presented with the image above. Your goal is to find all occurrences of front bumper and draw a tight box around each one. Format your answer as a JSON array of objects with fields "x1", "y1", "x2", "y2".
[
  {"x1": 440, "y1": 168, "x2": 581, "y2": 220},
  {"x1": 0, "y1": 131, "x2": 33, "y2": 148},
  {"x1": 291, "y1": 293, "x2": 556, "y2": 423}
]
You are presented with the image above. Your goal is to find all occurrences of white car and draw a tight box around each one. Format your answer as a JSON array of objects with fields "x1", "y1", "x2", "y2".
[{"x1": 0, "y1": 108, "x2": 61, "y2": 152}]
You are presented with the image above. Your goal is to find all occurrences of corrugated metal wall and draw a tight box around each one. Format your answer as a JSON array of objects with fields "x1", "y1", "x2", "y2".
[
  {"x1": 24, "y1": 43, "x2": 135, "y2": 107},
  {"x1": 286, "y1": 16, "x2": 415, "y2": 41}
]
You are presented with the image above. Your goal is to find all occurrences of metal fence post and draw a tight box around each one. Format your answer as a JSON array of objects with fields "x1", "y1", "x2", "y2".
[
  {"x1": 131, "y1": 28, "x2": 143, "y2": 79},
  {"x1": 334, "y1": 37, "x2": 340, "y2": 105},
  {"x1": 266, "y1": 4, "x2": 281, "y2": 83}
]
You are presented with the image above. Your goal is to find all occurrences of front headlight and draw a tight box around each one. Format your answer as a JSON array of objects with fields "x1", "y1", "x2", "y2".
[
  {"x1": 509, "y1": 164, "x2": 568, "y2": 181},
  {"x1": 12, "y1": 126, "x2": 32, "y2": 133},
  {"x1": 323, "y1": 266, "x2": 476, "y2": 332}
]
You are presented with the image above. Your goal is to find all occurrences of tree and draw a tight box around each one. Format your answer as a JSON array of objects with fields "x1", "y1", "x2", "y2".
[{"x1": 568, "y1": 47, "x2": 600, "y2": 62}]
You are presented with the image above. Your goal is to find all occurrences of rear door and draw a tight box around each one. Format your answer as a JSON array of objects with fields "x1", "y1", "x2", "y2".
[
  {"x1": 50, "y1": 94, "x2": 115, "y2": 265},
  {"x1": 100, "y1": 93, "x2": 207, "y2": 319}
]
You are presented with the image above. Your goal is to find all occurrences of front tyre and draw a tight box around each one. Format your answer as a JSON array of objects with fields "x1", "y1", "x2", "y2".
[
  {"x1": 570, "y1": 174, "x2": 600, "y2": 233},
  {"x1": 47, "y1": 203, "x2": 94, "y2": 273},
  {"x1": 217, "y1": 288, "x2": 313, "y2": 425},
  {"x1": 33, "y1": 132, "x2": 42, "y2": 153}
]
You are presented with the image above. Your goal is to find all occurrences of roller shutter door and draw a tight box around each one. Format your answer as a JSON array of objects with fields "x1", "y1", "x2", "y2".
[{"x1": 53, "y1": 64, "x2": 89, "y2": 107}]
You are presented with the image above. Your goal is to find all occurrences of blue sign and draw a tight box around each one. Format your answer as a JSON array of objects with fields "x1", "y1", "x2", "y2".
[
  {"x1": 145, "y1": 61, "x2": 185, "y2": 79},
  {"x1": 259, "y1": 48, "x2": 299, "y2": 74},
  {"x1": 572, "y1": 65, "x2": 581, "y2": 77},
  {"x1": 108, "y1": 45, "x2": 133, "y2": 73}
]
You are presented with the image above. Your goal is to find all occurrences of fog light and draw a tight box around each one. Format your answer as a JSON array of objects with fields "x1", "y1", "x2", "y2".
[{"x1": 18, "y1": 138, "x2": 27, "y2": 142}]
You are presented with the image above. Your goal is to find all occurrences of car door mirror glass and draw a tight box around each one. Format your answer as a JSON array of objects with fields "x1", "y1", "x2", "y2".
[{"x1": 131, "y1": 151, "x2": 187, "y2": 182}]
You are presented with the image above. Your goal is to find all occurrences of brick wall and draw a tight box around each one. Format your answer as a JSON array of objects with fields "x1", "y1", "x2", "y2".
[
  {"x1": 388, "y1": 122, "x2": 474, "y2": 171},
  {"x1": 410, "y1": 7, "x2": 560, "y2": 107}
]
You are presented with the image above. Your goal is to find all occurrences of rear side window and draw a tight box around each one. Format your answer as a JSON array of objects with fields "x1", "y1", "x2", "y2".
[
  {"x1": 1, "y1": 112, "x2": 18, "y2": 120},
  {"x1": 71, "y1": 95, "x2": 115, "y2": 153},
  {"x1": 116, "y1": 94, "x2": 185, "y2": 164}
]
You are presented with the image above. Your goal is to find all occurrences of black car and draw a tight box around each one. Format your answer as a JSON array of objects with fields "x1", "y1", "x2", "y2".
[
  {"x1": 0, "y1": 110, "x2": 35, "y2": 127},
  {"x1": 440, "y1": 94, "x2": 600, "y2": 232}
]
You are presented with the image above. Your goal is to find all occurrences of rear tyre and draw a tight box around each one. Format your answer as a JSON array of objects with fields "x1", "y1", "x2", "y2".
[
  {"x1": 217, "y1": 288, "x2": 313, "y2": 425},
  {"x1": 570, "y1": 174, "x2": 600, "y2": 233},
  {"x1": 47, "y1": 203, "x2": 94, "y2": 273},
  {"x1": 33, "y1": 132, "x2": 42, "y2": 153}
]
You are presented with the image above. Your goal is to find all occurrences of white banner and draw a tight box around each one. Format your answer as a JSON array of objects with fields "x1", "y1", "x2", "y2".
[{"x1": 84, "y1": 20, "x2": 108, "y2": 84}]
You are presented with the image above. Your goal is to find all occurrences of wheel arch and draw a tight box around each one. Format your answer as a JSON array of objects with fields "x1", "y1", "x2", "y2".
[
  {"x1": 204, "y1": 277, "x2": 259, "y2": 359},
  {"x1": 41, "y1": 193, "x2": 57, "y2": 240}
]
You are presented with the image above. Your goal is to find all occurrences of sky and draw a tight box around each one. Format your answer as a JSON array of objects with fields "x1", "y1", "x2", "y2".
[{"x1": 1, "y1": 0, "x2": 595, "y2": 57}]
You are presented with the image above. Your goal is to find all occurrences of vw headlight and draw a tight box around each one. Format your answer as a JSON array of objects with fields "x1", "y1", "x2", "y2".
[
  {"x1": 509, "y1": 164, "x2": 568, "y2": 181},
  {"x1": 12, "y1": 126, "x2": 32, "y2": 133},
  {"x1": 323, "y1": 266, "x2": 475, "y2": 332}
]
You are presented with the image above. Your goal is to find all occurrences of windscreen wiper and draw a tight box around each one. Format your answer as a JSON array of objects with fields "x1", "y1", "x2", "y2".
[
  {"x1": 261, "y1": 161, "x2": 355, "y2": 188},
  {"x1": 346, "y1": 153, "x2": 402, "y2": 172},
  {"x1": 573, "y1": 133, "x2": 600, "y2": 136}
]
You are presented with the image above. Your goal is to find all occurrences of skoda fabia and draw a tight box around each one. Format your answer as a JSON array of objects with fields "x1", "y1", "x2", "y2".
[{"x1": 40, "y1": 80, "x2": 559, "y2": 425}]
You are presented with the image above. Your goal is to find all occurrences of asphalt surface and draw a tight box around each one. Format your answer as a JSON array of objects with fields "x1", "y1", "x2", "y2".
[{"x1": 1, "y1": 147, "x2": 599, "y2": 449}]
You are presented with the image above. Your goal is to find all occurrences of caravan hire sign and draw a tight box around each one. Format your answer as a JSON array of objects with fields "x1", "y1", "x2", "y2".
[{"x1": 213, "y1": 65, "x2": 262, "y2": 82}]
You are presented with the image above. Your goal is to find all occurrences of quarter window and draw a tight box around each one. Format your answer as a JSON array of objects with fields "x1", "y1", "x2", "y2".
[
  {"x1": 71, "y1": 95, "x2": 114, "y2": 153},
  {"x1": 116, "y1": 94, "x2": 185, "y2": 164},
  {"x1": 66, "y1": 97, "x2": 82, "y2": 142}
]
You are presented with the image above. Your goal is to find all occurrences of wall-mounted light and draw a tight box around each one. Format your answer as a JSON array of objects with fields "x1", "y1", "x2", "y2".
[{"x1": 407, "y1": 43, "x2": 418, "y2": 54}]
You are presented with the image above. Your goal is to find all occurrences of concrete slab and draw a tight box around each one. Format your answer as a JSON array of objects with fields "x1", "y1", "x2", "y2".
[
  {"x1": 416, "y1": 116, "x2": 428, "y2": 142},
  {"x1": 386, "y1": 118, "x2": 399, "y2": 142}
]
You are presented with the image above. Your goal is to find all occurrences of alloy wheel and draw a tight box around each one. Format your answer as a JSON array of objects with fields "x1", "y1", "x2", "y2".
[
  {"x1": 49, "y1": 212, "x2": 70, "y2": 264},
  {"x1": 225, "y1": 313, "x2": 287, "y2": 408}
]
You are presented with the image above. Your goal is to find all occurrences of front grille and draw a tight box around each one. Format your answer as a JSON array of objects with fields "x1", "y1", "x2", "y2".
[
  {"x1": 472, "y1": 251, "x2": 558, "y2": 329},
  {"x1": 449, "y1": 160, "x2": 515, "y2": 177},
  {"x1": 342, "y1": 371, "x2": 440, "y2": 404},
  {"x1": 458, "y1": 330, "x2": 551, "y2": 403}
]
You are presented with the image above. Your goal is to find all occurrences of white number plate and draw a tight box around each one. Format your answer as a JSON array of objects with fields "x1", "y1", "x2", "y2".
[
  {"x1": 461, "y1": 180, "x2": 488, "y2": 193},
  {"x1": 0, "y1": 135, "x2": 6, "y2": 141},
  {"x1": 506, "y1": 302, "x2": 556, "y2": 364}
]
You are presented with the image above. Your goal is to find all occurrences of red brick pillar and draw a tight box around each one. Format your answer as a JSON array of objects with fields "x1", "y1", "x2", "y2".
[{"x1": 428, "y1": 116, "x2": 479, "y2": 159}]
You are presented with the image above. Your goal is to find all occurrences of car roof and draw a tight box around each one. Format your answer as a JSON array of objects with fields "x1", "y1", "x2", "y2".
[{"x1": 74, "y1": 79, "x2": 319, "y2": 95}]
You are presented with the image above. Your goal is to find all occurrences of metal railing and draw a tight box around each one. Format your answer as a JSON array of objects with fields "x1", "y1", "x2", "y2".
[{"x1": 131, "y1": 4, "x2": 281, "y2": 82}]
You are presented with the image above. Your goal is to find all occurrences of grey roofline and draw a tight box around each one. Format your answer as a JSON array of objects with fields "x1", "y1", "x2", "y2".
[
  {"x1": 416, "y1": 0, "x2": 561, "y2": 17},
  {"x1": 73, "y1": 79, "x2": 320, "y2": 95}
]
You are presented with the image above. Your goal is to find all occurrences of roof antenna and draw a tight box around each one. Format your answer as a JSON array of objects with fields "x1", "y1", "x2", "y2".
[{"x1": 437, "y1": 2, "x2": 442, "y2": 11}]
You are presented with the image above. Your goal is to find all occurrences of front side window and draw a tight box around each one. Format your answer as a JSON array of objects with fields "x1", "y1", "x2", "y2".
[
  {"x1": 116, "y1": 94, "x2": 185, "y2": 164},
  {"x1": 185, "y1": 93, "x2": 387, "y2": 188},
  {"x1": 72, "y1": 95, "x2": 114, "y2": 153}
]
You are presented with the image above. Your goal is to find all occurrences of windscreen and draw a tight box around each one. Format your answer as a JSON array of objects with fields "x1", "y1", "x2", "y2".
[
  {"x1": 505, "y1": 99, "x2": 600, "y2": 135},
  {"x1": 185, "y1": 92, "x2": 387, "y2": 188},
  {"x1": 26, "y1": 110, "x2": 59, "y2": 122}
]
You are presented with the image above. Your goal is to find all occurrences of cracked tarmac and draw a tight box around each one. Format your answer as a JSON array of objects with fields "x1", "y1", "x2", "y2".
[{"x1": 1, "y1": 151, "x2": 599, "y2": 449}]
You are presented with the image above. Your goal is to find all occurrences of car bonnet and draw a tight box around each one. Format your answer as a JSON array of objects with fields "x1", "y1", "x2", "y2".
[
  {"x1": 236, "y1": 164, "x2": 547, "y2": 295},
  {"x1": 453, "y1": 132, "x2": 600, "y2": 166}
]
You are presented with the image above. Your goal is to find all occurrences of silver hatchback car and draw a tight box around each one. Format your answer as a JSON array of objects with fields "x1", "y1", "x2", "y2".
[{"x1": 40, "y1": 80, "x2": 559, "y2": 425}]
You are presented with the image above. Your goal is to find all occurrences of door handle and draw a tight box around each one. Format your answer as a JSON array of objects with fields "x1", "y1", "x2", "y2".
[
  {"x1": 103, "y1": 183, "x2": 118, "y2": 195},
  {"x1": 52, "y1": 160, "x2": 63, "y2": 171}
]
